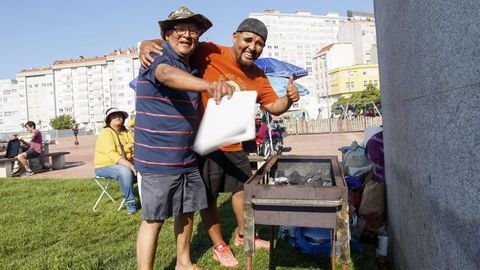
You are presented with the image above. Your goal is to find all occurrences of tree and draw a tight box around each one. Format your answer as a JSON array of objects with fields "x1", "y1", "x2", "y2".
[
  {"x1": 50, "y1": 115, "x2": 76, "y2": 130},
  {"x1": 332, "y1": 84, "x2": 381, "y2": 116}
]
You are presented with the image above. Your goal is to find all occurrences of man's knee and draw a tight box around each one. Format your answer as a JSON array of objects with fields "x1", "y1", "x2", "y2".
[
  {"x1": 232, "y1": 190, "x2": 244, "y2": 199},
  {"x1": 141, "y1": 220, "x2": 164, "y2": 232}
]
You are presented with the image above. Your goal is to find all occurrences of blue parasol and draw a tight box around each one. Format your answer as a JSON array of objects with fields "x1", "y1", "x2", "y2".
[
  {"x1": 254, "y1": 58, "x2": 310, "y2": 97},
  {"x1": 255, "y1": 58, "x2": 308, "y2": 78},
  {"x1": 129, "y1": 78, "x2": 137, "y2": 91},
  {"x1": 267, "y1": 76, "x2": 310, "y2": 97}
]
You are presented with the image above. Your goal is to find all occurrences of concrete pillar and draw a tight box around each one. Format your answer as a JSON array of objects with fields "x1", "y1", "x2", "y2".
[{"x1": 374, "y1": 0, "x2": 480, "y2": 269}]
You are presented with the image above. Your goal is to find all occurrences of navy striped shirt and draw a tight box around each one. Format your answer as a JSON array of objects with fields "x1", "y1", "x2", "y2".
[{"x1": 134, "y1": 42, "x2": 199, "y2": 174}]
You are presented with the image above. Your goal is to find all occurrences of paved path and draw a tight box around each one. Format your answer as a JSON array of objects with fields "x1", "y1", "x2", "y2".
[{"x1": 28, "y1": 132, "x2": 364, "y2": 179}]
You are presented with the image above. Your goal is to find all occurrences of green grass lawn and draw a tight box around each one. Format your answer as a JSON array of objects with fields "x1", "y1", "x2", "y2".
[{"x1": 0, "y1": 178, "x2": 384, "y2": 270}]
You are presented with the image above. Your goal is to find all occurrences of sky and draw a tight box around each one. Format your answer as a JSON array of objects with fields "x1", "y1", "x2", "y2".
[{"x1": 0, "y1": 0, "x2": 373, "y2": 80}]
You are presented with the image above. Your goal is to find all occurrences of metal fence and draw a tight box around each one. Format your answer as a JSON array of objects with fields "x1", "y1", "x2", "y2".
[
  {"x1": 284, "y1": 116, "x2": 383, "y2": 135},
  {"x1": 0, "y1": 129, "x2": 93, "y2": 142}
]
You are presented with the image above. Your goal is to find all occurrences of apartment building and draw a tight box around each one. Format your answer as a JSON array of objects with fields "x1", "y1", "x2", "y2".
[
  {"x1": 328, "y1": 64, "x2": 379, "y2": 97},
  {"x1": 313, "y1": 44, "x2": 355, "y2": 118},
  {"x1": 51, "y1": 49, "x2": 139, "y2": 132},
  {"x1": 0, "y1": 49, "x2": 140, "y2": 133},
  {"x1": 249, "y1": 9, "x2": 348, "y2": 99},
  {"x1": 337, "y1": 17, "x2": 377, "y2": 65},
  {"x1": 313, "y1": 11, "x2": 377, "y2": 118},
  {"x1": 15, "y1": 68, "x2": 56, "y2": 130},
  {"x1": 0, "y1": 79, "x2": 27, "y2": 132}
]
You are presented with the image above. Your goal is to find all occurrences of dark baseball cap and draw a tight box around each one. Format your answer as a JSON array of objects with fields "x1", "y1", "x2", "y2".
[{"x1": 236, "y1": 18, "x2": 268, "y2": 42}]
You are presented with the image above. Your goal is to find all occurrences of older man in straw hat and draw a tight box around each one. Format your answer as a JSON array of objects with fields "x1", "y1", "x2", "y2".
[{"x1": 134, "y1": 6, "x2": 232, "y2": 270}]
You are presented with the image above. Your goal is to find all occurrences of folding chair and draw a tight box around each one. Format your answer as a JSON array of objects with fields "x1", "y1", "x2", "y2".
[{"x1": 93, "y1": 176, "x2": 125, "y2": 212}]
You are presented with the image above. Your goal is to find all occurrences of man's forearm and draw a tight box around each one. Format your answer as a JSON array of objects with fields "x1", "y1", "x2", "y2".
[
  {"x1": 142, "y1": 39, "x2": 163, "y2": 48},
  {"x1": 155, "y1": 64, "x2": 209, "y2": 93},
  {"x1": 263, "y1": 96, "x2": 293, "y2": 116}
]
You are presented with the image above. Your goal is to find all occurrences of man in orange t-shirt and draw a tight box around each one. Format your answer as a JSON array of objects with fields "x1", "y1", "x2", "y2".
[{"x1": 140, "y1": 18, "x2": 299, "y2": 268}]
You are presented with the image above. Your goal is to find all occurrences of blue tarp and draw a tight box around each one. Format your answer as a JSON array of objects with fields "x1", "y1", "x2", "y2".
[
  {"x1": 267, "y1": 76, "x2": 310, "y2": 97},
  {"x1": 255, "y1": 57, "x2": 310, "y2": 97},
  {"x1": 129, "y1": 78, "x2": 137, "y2": 91},
  {"x1": 255, "y1": 58, "x2": 308, "y2": 79}
]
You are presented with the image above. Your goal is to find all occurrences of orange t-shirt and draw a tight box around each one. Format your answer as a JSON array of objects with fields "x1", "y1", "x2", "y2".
[{"x1": 194, "y1": 42, "x2": 278, "y2": 152}]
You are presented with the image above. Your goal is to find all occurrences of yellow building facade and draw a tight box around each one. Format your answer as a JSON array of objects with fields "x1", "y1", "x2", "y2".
[{"x1": 328, "y1": 64, "x2": 379, "y2": 97}]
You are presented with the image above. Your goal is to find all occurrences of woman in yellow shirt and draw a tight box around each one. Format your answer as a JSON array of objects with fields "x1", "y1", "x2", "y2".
[{"x1": 94, "y1": 108, "x2": 137, "y2": 214}]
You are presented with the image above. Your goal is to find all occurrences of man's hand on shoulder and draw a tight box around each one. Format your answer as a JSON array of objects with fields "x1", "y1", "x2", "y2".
[{"x1": 140, "y1": 39, "x2": 164, "y2": 68}]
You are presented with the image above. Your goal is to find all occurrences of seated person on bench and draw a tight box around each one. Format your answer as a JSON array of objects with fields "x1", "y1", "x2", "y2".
[
  {"x1": 94, "y1": 108, "x2": 138, "y2": 214},
  {"x1": 13, "y1": 121, "x2": 43, "y2": 177}
]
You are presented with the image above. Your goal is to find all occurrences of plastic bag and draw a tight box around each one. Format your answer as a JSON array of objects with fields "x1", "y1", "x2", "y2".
[
  {"x1": 344, "y1": 141, "x2": 371, "y2": 168},
  {"x1": 359, "y1": 179, "x2": 385, "y2": 215}
]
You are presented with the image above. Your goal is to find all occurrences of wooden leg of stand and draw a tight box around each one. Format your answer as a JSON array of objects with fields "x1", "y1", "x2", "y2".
[
  {"x1": 246, "y1": 255, "x2": 253, "y2": 270},
  {"x1": 244, "y1": 202, "x2": 255, "y2": 270},
  {"x1": 268, "y1": 225, "x2": 275, "y2": 270}
]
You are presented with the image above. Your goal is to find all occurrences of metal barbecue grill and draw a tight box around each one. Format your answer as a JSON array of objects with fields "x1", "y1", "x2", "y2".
[{"x1": 244, "y1": 155, "x2": 351, "y2": 270}]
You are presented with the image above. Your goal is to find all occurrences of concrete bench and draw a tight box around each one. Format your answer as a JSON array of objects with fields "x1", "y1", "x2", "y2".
[
  {"x1": 0, "y1": 151, "x2": 70, "y2": 177},
  {"x1": 38, "y1": 151, "x2": 70, "y2": 170},
  {"x1": 0, "y1": 157, "x2": 17, "y2": 177}
]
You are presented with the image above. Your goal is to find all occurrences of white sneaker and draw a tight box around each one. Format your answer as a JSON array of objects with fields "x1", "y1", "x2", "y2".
[
  {"x1": 12, "y1": 166, "x2": 21, "y2": 175},
  {"x1": 20, "y1": 170, "x2": 34, "y2": 177}
]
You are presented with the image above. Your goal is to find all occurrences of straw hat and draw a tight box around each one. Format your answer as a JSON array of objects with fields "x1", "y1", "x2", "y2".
[{"x1": 159, "y1": 6, "x2": 212, "y2": 40}]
